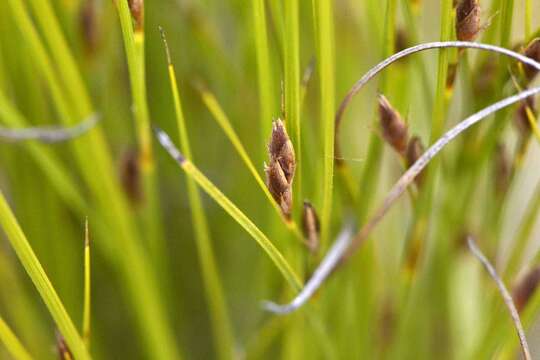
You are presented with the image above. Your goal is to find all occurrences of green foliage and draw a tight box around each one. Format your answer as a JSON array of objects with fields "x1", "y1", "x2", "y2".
[{"x1": 0, "y1": 0, "x2": 540, "y2": 359}]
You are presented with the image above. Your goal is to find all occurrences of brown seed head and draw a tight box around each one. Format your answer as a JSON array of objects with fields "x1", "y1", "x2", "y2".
[
  {"x1": 79, "y1": 0, "x2": 99, "y2": 55},
  {"x1": 120, "y1": 147, "x2": 142, "y2": 205},
  {"x1": 456, "y1": 0, "x2": 481, "y2": 42},
  {"x1": 128, "y1": 0, "x2": 144, "y2": 32},
  {"x1": 395, "y1": 28, "x2": 410, "y2": 54},
  {"x1": 523, "y1": 38, "x2": 540, "y2": 81},
  {"x1": 446, "y1": 63, "x2": 458, "y2": 92},
  {"x1": 494, "y1": 143, "x2": 510, "y2": 195},
  {"x1": 269, "y1": 119, "x2": 296, "y2": 183},
  {"x1": 378, "y1": 94, "x2": 408, "y2": 154},
  {"x1": 406, "y1": 136, "x2": 425, "y2": 186},
  {"x1": 265, "y1": 119, "x2": 296, "y2": 218},
  {"x1": 513, "y1": 266, "x2": 540, "y2": 313},
  {"x1": 56, "y1": 331, "x2": 73, "y2": 360},
  {"x1": 302, "y1": 201, "x2": 320, "y2": 254}
]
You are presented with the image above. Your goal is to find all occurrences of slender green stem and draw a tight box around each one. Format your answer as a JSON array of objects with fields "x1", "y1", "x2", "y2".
[
  {"x1": 155, "y1": 128, "x2": 302, "y2": 290},
  {"x1": 0, "y1": 191, "x2": 90, "y2": 360},
  {"x1": 284, "y1": 0, "x2": 302, "y2": 217},
  {"x1": 161, "y1": 30, "x2": 235, "y2": 360},
  {"x1": 253, "y1": 0, "x2": 276, "y2": 147},
  {"x1": 356, "y1": 0, "x2": 397, "y2": 223},
  {"x1": 0, "y1": 316, "x2": 33, "y2": 360},
  {"x1": 114, "y1": 0, "x2": 164, "y2": 265},
  {"x1": 82, "y1": 219, "x2": 91, "y2": 348},
  {"x1": 7, "y1": 2, "x2": 180, "y2": 358},
  {"x1": 317, "y1": 0, "x2": 336, "y2": 250},
  {"x1": 525, "y1": 0, "x2": 532, "y2": 38}
]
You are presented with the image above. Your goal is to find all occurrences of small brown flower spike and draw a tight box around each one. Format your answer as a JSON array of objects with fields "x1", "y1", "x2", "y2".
[
  {"x1": 128, "y1": 0, "x2": 144, "y2": 32},
  {"x1": 120, "y1": 147, "x2": 142, "y2": 205},
  {"x1": 378, "y1": 94, "x2": 408, "y2": 154},
  {"x1": 302, "y1": 201, "x2": 320, "y2": 254},
  {"x1": 456, "y1": 0, "x2": 481, "y2": 42},
  {"x1": 523, "y1": 39, "x2": 540, "y2": 81},
  {"x1": 513, "y1": 266, "x2": 540, "y2": 313},
  {"x1": 265, "y1": 119, "x2": 296, "y2": 218}
]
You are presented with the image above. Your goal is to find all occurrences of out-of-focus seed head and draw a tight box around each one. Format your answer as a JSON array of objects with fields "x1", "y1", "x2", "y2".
[
  {"x1": 523, "y1": 38, "x2": 540, "y2": 81},
  {"x1": 446, "y1": 63, "x2": 458, "y2": 92},
  {"x1": 120, "y1": 147, "x2": 142, "y2": 206},
  {"x1": 378, "y1": 94, "x2": 408, "y2": 154},
  {"x1": 513, "y1": 266, "x2": 540, "y2": 313},
  {"x1": 56, "y1": 331, "x2": 73, "y2": 360},
  {"x1": 128, "y1": 0, "x2": 144, "y2": 32},
  {"x1": 456, "y1": 0, "x2": 481, "y2": 42},
  {"x1": 395, "y1": 28, "x2": 410, "y2": 54},
  {"x1": 302, "y1": 201, "x2": 320, "y2": 254},
  {"x1": 494, "y1": 143, "x2": 510, "y2": 196},
  {"x1": 265, "y1": 120, "x2": 296, "y2": 218},
  {"x1": 79, "y1": 0, "x2": 99, "y2": 55},
  {"x1": 473, "y1": 56, "x2": 498, "y2": 96},
  {"x1": 514, "y1": 97, "x2": 537, "y2": 138},
  {"x1": 406, "y1": 136, "x2": 425, "y2": 186}
]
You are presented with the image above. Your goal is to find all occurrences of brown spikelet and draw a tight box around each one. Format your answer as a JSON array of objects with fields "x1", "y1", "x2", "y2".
[
  {"x1": 446, "y1": 63, "x2": 458, "y2": 92},
  {"x1": 513, "y1": 266, "x2": 540, "y2": 313},
  {"x1": 378, "y1": 94, "x2": 408, "y2": 154},
  {"x1": 56, "y1": 331, "x2": 73, "y2": 360},
  {"x1": 514, "y1": 96, "x2": 537, "y2": 138},
  {"x1": 494, "y1": 143, "x2": 510, "y2": 195},
  {"x1": 265, "y1": 119, "x2": 295, "y2": 218},
  {"x1": 406, "y1": 136, "x2": 425, "y2": 186},
  {"x1": 120, "y1": 147, "x2": 142, "y2": 205},
  {"x1": 79, "y1": 0, "x2": 99, "y2": 55},
  {"x1": 456, "y1": 0, "x2": 481, "y2": 42},
  {"x1": 395, "y1": 28, "x2": 410, "y2": 54},
  {"x1": 523, "y1": 38, "x2": 540, "y2": 81},
  {"x1": 302, "y1": 201, "x2": 320, "y2": 254},
  {"x1": 128, "y1": 0, "x2": 144, "y2": 32}
]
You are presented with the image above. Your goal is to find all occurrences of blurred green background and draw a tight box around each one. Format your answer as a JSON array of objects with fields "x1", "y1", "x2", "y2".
[{"x1": 0, "y1": 0, "x2": 540, "y2": 359}]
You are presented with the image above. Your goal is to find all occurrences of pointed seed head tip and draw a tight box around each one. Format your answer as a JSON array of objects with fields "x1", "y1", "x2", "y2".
[{"x1": 378, "y1": 94, "x2": 408, "y2": 154}]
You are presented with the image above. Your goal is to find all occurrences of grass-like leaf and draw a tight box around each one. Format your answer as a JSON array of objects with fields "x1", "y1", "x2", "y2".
[
  {"x1": 0, "y1": 316, "x2": 33, "y2": 360},
  {"x1": 252, "y1": 0, "x2": 276, "y2": 145},
  {"x1": 160, "y1": 27, "x2": 235, "y2": 360},
  {"x1": 82, "y1": 219, "x2": 91, "y2": 347},
  {"x1": 317, "y1": 0, "x2": 336, "y2": 250},
  {"x1": 0, "y1": 190, "x2": 90, "y2": 360},
  {"x1": 154, "y1": 127, "x2": 302, "y2": 290},
  {"x1": 467, "y1": 237, "x2": 531, "y2": 360}
]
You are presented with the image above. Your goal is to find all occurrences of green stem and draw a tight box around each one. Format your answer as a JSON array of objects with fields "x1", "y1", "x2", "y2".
[
  {"x1": 0, "y1": 316, "x2": 33, "y2": 360},
  {"x1": 163, "y1": 36, "x2": 235, "y2": 360},
  {"x1": 318, "y1": 0, "x2": 336, "y2": 250},
  {"x1": 253, "y1": 0, "x2": 276, "y2": 148},
  {"x1": 284, "y1": 0, "x2": 302, "y2": 218},
  {"x1": 0, "y1": 191, "x2": 90, "y2": 360}
]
